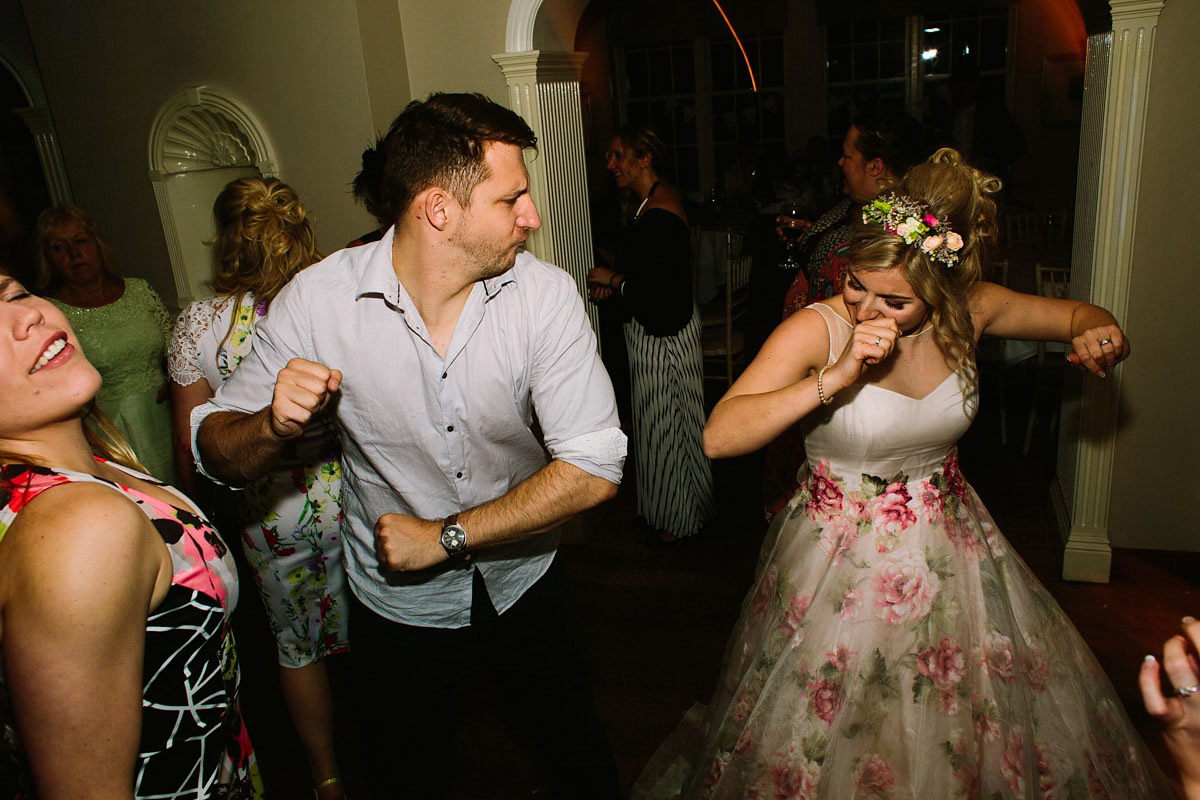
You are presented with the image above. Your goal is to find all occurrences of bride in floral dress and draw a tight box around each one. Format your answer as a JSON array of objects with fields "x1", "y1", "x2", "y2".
[{"x1": 633, "y1": 149, "x2": 1174, "y2": 799}]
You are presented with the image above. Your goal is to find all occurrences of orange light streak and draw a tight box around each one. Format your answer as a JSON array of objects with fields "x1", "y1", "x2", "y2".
[{"x1": 711, "y1": 0, "x2": 757, "y2": 92}]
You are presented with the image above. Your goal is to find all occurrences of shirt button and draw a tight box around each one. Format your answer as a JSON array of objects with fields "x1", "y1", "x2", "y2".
[
  {"x1": 456, "y1": 472, "x2": 463, "y2": 478},
  {"x1": 442, "y1": 372, "x2": 447, "y2": 379},
  {"x1": 446, "y1": 425, "x2": 454, "y2": 432}
]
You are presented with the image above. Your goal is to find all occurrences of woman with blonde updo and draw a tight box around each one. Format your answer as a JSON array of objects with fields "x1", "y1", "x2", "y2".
[
  {"x1": 168, "y1": 176, "x2": 350, "y2": 800},
  {"x1": 633, "y1": 150, "x2": 1171, "y2": 799}
]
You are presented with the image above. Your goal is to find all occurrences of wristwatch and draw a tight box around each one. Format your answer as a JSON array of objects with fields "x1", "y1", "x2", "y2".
[{"x1": 439, "y1": 513, "x2": 468, "y2": 559}]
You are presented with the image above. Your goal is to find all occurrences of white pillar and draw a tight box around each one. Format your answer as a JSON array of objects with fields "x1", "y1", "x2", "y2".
[
  {"x1": 493, "y1": 50, "x2": 600, "y2": 336},
  {"x1": 13, "y1": 106, "x2": 72, "y2": 205},
  {"x1": 1054, "y1": 0, "x2": 1164, "y2": 582}
]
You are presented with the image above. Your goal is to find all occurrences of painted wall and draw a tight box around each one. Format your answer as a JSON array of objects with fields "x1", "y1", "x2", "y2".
[
  {"x1": 395, "y1": 0, "x2": 511, "y2": 102},
  {"x1": 1107, "y1": 0, "x2": 1200, "y2": 550},
  {"x1": 17, "y1": 0, "x2": 389, "y2": 307}
]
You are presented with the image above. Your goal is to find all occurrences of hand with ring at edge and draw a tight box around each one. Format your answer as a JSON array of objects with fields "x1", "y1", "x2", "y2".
[
  {"x1": 1139, "y1": 615, "x2": 1200, "y2": 798},
  {"x1": 1068, "y1": 324, "x2": 1130, "y2": 378}
]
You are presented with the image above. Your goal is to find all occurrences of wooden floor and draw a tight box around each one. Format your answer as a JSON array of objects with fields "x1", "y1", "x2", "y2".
[{"x1": 234, "y1": 374, "x2": 1199, "y2": 798}]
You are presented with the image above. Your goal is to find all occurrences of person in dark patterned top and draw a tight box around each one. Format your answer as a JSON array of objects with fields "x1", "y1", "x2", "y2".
[{"x1": 0, "y1": 271, "x2": 261, "y2": 798}]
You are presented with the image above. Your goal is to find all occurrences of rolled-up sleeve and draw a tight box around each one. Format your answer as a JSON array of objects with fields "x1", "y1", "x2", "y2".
[{"x1": 528, "y1": 267, "x2": 626, "y2": 485}]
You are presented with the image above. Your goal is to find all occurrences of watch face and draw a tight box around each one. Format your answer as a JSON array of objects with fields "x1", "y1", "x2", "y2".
[{"x1": 441, "y1": 525, "x2": 467, "y2": 554}]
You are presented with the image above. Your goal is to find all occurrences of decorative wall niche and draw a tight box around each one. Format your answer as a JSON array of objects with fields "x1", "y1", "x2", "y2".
[{"x1": 148, "y1": 86, "x2": 276, "y2": 307}]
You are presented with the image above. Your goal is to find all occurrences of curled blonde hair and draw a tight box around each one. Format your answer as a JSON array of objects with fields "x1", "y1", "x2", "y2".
[
  {"x1": 210, "y1": 176, "x2": 320, "y2": 310},
  {"x1": 845, "y1": 148, "x2": 1002, "y2": 395}
]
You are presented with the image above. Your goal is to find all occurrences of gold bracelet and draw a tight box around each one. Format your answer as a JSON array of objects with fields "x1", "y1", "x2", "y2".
[{"x1": 817, "y1": 365, "x2": 833, "y2": 406}]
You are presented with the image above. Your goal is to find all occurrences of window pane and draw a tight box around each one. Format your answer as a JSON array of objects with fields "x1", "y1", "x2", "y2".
[
  {"x1": 625, "y1": 51, "x2": 648, "y2": 98},
  {"x1": 673, "y1": 45, "x2": 695, "y2": 93},
  {"x1": 880, "y1": 40, "x2": 905, "y2": 79},
  {"x1": 827, "y1": 45, "x2": 851, "y2": 83},
  {"x1": 853, "y1": 43, "x2": 878, "y2": 80},
  {"x1": 648, "y1": 48, "x2": 672, "y2": 96},
  {"x1": 760, "y1": 90, "x2": 785, "y2": 139}
]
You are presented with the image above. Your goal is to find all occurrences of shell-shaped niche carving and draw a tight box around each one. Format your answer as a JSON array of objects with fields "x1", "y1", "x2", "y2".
[{"x1": 161, "y1": 107, "x2": 257, "y2": 173}]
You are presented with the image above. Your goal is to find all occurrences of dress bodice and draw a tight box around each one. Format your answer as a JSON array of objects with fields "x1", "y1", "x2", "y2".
[
  {"x1": 801, "y1": 302, "x2": 977, "y2": 480},
  {"x1": 50, "y1": 278, "x2": 172, "y2": 401}
]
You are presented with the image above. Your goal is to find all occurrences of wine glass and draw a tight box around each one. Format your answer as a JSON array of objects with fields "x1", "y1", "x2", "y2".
[{"x1": 779, "y1": 203, "x2": 806, "y2": 269}]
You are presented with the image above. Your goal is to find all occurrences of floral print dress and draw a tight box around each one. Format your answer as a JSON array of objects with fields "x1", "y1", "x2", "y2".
[
  {"x1": 0, "y1": 459, "x2": 262, "y2": 799},
  {"x1": 170, "y1": 295, "x2": 348, "y2": 668},
  {"x1": 633, "y1": 302, "x2": 1172, "y2": 800}
]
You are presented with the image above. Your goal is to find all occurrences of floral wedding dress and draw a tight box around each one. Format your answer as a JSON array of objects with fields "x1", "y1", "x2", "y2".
[{"x1": 633, "y1": 302, "x2": 1172, "y2": 800}]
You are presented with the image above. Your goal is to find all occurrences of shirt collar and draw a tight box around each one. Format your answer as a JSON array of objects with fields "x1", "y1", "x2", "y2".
[{"x1": 353, "y1": 225, "x2": 522, "y2": 305}]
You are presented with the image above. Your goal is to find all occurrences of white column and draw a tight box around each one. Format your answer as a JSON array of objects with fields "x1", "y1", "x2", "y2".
[
  {"x1": 1055, "y1": 0, "x2": 1163, "y2": 582},
  {"x1": 493, "y1": 50, "x2": 600, "y2": 336},
  {"x1": 13, "y1": 106, "x2": 72, "y2": 205}
]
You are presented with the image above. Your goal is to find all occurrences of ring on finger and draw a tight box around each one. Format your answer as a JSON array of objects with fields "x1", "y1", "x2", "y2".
[
  {"x1": 1099, "y1": 338, "x2": 1112, "y2": 346},
  {"x1": 874, "y1": 336, "x2": 882, "y2": 346},
  {"x1": 1177, "y1": 684, "x2": 1200, "y2": 697}
]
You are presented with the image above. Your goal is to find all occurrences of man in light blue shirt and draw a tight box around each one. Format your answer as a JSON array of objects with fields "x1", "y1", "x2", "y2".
[{"x1": 193, "y1": 93, "x2": 625, "y2": 799}]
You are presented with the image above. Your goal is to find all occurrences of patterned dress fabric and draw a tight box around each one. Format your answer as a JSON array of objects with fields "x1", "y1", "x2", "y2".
[
  {"x1": 633, "y1": 302, "x2": 1171, "y2": 800},
  {"x1": 170, "y1": 295, "x2": 348, "y2": 668},
  {"x1": 50, "y1": 278, "x2": 176, "y2": 484},
  {"x1": 617, "y1": 208, "x2": 715, "y2": 538},
  {"x1": 0, "y1": 458, "x2": 262, "y2": 799}
]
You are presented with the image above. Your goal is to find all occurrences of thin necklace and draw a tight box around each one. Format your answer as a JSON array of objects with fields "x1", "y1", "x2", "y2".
[
  {"x1": 634, "y1": 180, "x2": 662, "y2": 219},
  {"x1": 901, "y1": 323, "x2": 933, "y2": 339}
]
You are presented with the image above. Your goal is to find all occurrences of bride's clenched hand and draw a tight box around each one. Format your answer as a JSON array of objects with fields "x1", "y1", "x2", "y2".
[{"x1": 823, "y1": 318, "x2": 901, "y2": 394}]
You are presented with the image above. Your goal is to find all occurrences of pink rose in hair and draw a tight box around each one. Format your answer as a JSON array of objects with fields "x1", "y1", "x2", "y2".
[
  {"x1": 921, "y1": 234, "x2": 944, "y2": 252},
  {"x1": 945, "y1": 231, "x2": 964, "y2": 251},
  {"x1": 923, "y1": 213, "x2": 939, "y2": 227}
]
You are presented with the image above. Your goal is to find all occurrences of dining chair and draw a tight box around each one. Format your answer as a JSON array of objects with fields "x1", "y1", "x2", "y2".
[
  {"x1": 701, "y1": 250, "x2": 753, "y2": 387},
  {"x1": 1022, "y1": 264, "x2": 1072, "y2": 455}
]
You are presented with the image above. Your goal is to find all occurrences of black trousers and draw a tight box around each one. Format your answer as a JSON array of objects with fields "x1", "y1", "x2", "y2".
[{"x1": 348, "y1": 559, "x2": 621, "y2": 800}]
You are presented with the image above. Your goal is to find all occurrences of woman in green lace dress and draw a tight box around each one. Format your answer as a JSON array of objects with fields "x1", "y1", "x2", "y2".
[{"x1": 34, "y1": 205, "x2": 176, "y2": 484}]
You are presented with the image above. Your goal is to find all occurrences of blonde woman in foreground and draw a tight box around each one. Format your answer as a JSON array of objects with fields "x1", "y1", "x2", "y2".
[{"x1": 0, "y1": 269, "x2": 260, "y2": 798}]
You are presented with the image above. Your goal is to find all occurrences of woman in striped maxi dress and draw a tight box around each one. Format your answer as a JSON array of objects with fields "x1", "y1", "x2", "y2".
[{"x1": 588, "y1": 126, "x2": 715, "y2": 544}]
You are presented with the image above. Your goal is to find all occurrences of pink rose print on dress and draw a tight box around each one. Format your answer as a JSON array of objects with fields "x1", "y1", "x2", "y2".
[
  {"x1": 818, "y1": 515, "x2": 859, "y2": 562},
  {"x1": 1000, "y1": 734, "x2": 1064, "y2": 800},
  {"x1": 805, "y1": 460, "x2": 845, "y2": 522},
  {"x1": 853, "y1": 754, "x2": 897, "y2": 794},
  {"x1": 871, "y1": 549, "x2": 941, "y2": 625},
  {"x1": 942, "y1": 450, "x2": 967, "y2": 502},
  {"x1": 839, "y1": 586, "x2": 862, "y2": 620},
  {"x1": 918, "y1": 636, "x2": 965, "y2": 689},
  {"x1": 769, "y1": 745, "x2": 820, "y2": 800},
  {"x1": 869, "y1": 481, "x2": 917, "y2": 550},
  {"x1": 826, "y1": 645, "x2": 855, "y2": 671},
  {"x1": 1023, "y1": 634, "x2": 1051, "y2": 691},
  {"x1": 751, "y1": 565, "x2": 779, "y2": 619},
  {"x1": 780, "y1": 592, "x2": 812, "y2": 636},
  {"x1": 976, "y1": 632, "x2": 1017, "y2": 684},
  {"x1": 702, "y1": 750, "x2": 732, "y2": 793},
  {"x1": 915, "y1": 479, "x2": 943, "y2": 524},
  {"x1": 807, "y1": 676, "x2": 844, "y2": 724}
]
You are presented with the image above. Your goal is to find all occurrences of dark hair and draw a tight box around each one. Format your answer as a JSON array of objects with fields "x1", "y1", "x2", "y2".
[
  {"x1": 851, "y1": 107, "x2": 922, "y2": 177},
  {"x1": 380, "y1": 93, "x2": 537, "y2": 225},
  {"x1": 611, "y1": 124, "x2": 668, "y2": 178},
  {"x1": 352, "y1": 136, "x2": 388, "y2": 224}
]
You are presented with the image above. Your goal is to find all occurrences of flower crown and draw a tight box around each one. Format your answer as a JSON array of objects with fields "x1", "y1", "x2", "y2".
[{"x1": 862, "y1": 193, "x2": 964, "y2": 267}]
